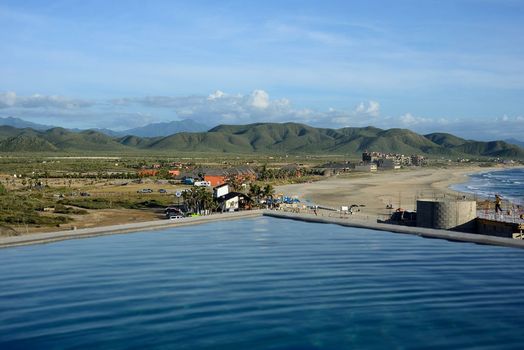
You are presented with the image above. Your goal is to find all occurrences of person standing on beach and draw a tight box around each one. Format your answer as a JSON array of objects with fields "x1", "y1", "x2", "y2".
[{"x1": 495, "y1": 194, "x2": 503, "y2": 214}]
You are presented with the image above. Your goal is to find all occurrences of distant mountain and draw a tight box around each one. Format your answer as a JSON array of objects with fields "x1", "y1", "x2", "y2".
[
  {"x1": 0, "y1": 116, "x2": 54, "y2": 131},
  {"x1": 0, "y1": 116, "x2": 209, "y2": 137},
  {"x1": 505, "y1": 138, "x2": 524, "y2": 148},
  {"x1": 121, "y1": 119, "x2": 209, "y2": 137},
  {"x1": 0, "y1": 126, "x2": 127, "y2": 152},
  {"x1": 69, "y1": 127, "x2": 124, "y2": 137},
  {"x1": 66, "y1": 119, "x2": 209, "y2": 137},
  {"x1": 0, "y1": 122, "x2": 522, "y2": 158}
]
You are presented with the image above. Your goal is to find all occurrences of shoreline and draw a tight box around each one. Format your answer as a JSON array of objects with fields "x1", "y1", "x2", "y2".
[
  {"x1": 275, "y1": 165, "x2": 510, "y2": 218},
  {"x1": 449, "y1": 166, "x2": 524, "y2": 204}
]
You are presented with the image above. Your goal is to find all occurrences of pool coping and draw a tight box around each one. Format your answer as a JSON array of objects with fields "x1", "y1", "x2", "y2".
[
  {"x1": 0, "y1": 210, "x2": 263, "y2": 249},
  {"x1": 1, "y1": 209, "x2": 524, "y2": 250},
  {"x1": 264, "y1": 211, "x2": 524, "y2": 250}
]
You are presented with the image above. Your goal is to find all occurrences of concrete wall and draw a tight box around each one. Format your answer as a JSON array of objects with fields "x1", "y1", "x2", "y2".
[
  {"x1": 476, "y1": 218, "x2": 521, "y2": 238},
  {"x1": 354, "y1": 164, "x2": 377, "y2": 172},
  {"x1": 416, "y1": 199, "x2": 477, "y2": 232}
]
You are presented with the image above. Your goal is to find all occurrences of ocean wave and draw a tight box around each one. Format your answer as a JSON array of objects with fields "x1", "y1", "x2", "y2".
[{"x1": 453, "y1": 168, "x2": 524, "y2": 205}]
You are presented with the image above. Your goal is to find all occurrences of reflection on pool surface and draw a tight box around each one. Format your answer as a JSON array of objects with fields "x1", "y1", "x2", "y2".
[{"x1": 1, "y1": 217, "x2": 524, "y2": 349}]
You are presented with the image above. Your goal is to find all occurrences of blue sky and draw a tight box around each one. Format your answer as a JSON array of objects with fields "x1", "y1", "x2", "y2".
[{"x1": 0, "y1": 0, "x2": 523, "y2": 140}]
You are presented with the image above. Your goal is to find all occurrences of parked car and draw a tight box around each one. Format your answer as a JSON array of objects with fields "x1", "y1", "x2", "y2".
[
  {"x1": 182, "y1": 177, "x2": 195, "y2": 185},
  {"x1": 137, "y1": 188, "x2": 153, "y2": 193},
  {"x1": 158, "y1": 189, "x2": 167, "y2": 193}
]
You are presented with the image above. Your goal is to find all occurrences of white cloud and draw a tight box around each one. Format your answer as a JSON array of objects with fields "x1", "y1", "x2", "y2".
[
  {"x1": 207, "y1": 90, "x2": 226, "y2": 100},
  {"x1": 0, "y1": 91, "x2": 93, "y2": 109},
  {"x1": 113, "y1": 89, "x2": 326, "y2": 125},
  {"x1": 108, "y1": 92, "x2": 386, "y2": 129},
  {"x1": 3, "y1": 89, "x2": 522, "y2": 141},
  {"x1": 0, "y1": 91, "x2": 17, "y2": 107},
  {"x1": 355, "y1": 100, "x2": 380, "y2": 117},
  {"x1": 327, "y1": 100, "x2": 381, "y2": 126},
  {"x1": 399, "y1": 113, "x2": 432, "y2": 125},
  {"x1": 247, "y1": 89, "x2": 269, "y2": 109}
]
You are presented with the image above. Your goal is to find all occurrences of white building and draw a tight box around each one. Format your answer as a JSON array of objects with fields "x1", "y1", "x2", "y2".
[{"x1": 213, "y1": 183, "x2": 229, "y2": 198}]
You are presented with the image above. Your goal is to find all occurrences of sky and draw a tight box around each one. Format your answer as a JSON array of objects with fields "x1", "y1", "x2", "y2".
[{"x1": 0, "y1": 0, "x2": 523, "y2": 140}]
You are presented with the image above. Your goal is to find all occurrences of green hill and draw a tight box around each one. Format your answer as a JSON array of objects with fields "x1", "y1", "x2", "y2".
[
  {"x1": 0, "y1": 134, "x2": 58, "y2": 152},
  {"x1": 454, "y1": 140, "x2": 523, "y2": 158},
  {"x1": 424, "y1": 132, "x2": 467, "y2": 148},
  {"x1": 0, "y1": 127, "x2": 127, "y2": 152},
  {"x1": 0, "y1": 122, "x2": 522, "y2": 158}
]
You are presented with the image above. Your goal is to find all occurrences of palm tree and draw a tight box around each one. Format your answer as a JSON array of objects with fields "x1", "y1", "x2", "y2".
[
  {"x1": 182, "y1": 188, "x2": 198, "y2": 214},
  {"x1": 249, "y1": 183, "x2": 262, "y2": 207},
  {"x1": 200, "y1": 190, "x2": 216, "y2": 213},
  {"x1": 183, "y1": 187, "x2": 214, "y2": 215},
  {"x1": 262, "y1": 184, "x2": 275, "y2": 207}
]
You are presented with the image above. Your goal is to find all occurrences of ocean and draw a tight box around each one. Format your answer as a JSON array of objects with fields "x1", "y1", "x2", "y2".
[
  {"x1": 452, "y1": 167, "x2": 524, "y2": 205},
  {"x1": 2, "y1": 217, "x2": 524, "y2": 349}
]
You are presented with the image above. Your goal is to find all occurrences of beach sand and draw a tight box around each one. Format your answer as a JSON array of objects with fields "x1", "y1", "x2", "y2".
[{"x1": 275, "y1": 165, "x2": 502, "y2": 219}]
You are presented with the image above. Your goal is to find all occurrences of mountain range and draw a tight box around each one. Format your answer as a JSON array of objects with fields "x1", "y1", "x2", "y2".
[
  {"x1": 0, "y1": 117, "x2": 209, "y2": 137},
  {"x1": 505, "y1": 138, "x2": 524, "y2": 149},
  {"x1": 0, "y1": 122, "x2": 522, "y2": 158}
]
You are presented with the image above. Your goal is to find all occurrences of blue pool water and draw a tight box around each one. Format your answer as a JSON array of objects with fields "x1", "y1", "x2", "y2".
[{"x1": 1, "y1": 217, "x2": 524, "y2": 349}]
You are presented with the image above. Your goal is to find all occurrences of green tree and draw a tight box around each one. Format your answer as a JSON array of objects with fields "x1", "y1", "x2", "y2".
[
  {"x1": 249, "y1": 183, "x2": 262, "y2": 206},
  {"x1": 157, "y1": 168, "x2": 169, "y2": 179},
  {"x1": 0, "y1": 183, "x2": 7, "y2": 195},
  {"x1": 262, "y1": 184, "x2": 275, "y2": 199},
  {"x1": 182, "y1": 187, "x2": 214, "y2": 214}
]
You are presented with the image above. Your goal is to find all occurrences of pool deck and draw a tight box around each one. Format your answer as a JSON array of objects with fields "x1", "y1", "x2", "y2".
[{"x1": 2, "y1": 209, "x2": 524, "y2": 249}]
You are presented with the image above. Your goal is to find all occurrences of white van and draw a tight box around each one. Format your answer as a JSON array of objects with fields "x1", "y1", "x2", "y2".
[{"x1": 194, "y1": 181, "x2": 211, "y2": 187}]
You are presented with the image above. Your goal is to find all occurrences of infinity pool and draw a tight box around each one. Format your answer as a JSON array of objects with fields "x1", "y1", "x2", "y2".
[{"x1": 1, "y1": 217, "x2": 524, "y2": 349}]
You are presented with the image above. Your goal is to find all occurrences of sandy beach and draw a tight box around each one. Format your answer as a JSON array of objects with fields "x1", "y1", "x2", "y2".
[{"x1": 275, "y1": 165, "x2": 506, "y2": 219}]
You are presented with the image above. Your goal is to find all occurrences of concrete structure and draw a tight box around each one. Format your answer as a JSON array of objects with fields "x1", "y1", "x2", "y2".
[
  {"x1": 416, "y1": 199, "x2": 476, "y2": 232},
  {"x1": 217, "y1": 192, "x2": 252, "y2": 212},
  {"x1": 411, "y1": 155, "x2": 425, "y2": 166},
  {"x1": 477, "y1": 218, "x2": 523, "y2": 238},
  {"x1": 362, "y1": 151, "x2": 379, "y2": 163},
  {"x1": 264, "y1": 211, "x2": 524, "y2": 250},
  {"x1": 378, "y1": 158, "x2": 401, "y2": 170},
  {"x1": 219, "y1": 193, "x2": 239, "y2": 211},
  {"x1": 3, "y1": 210, "x2": 524, "y2": 250},
  {"x1": 354, "y1": 163, "x2": 377, "y2": 172},
  {"x1": 317, "y1": 162, "x2": 352, "y2": 176},
  {"x1": 213, "y1": 183, "x2": 229, "y2": 198}
]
